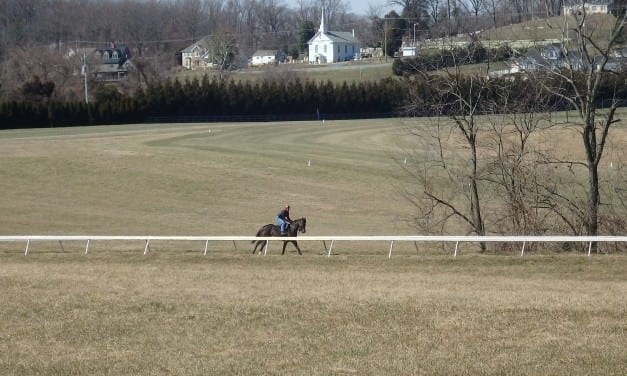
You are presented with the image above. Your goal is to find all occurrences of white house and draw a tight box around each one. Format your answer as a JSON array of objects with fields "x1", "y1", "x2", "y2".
[
  {"x1": 563, "y1": 2, "x2": 609, "y2": 15},
  {"x1": 251, "y1": 50, "x2": 277, "y2": 66},
  {"x1": 402, "y1": 46, "x2": 418, "y2": 57},
  {"x1": 308, "y1": 9, "x2": 361, "y2": 64}
]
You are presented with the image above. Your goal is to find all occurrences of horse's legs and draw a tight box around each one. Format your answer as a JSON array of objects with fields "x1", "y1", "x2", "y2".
[
  {"x1": 282, "y1": 241, "x2": 301, "y2": 255},
  {"x1": 252, "y1": 240, "x2": 265, "y2": 254}
]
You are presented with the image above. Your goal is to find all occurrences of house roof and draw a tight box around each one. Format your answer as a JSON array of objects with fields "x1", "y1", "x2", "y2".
[
  {"x1": 94, "y1": 44, "x2": 132, "y2": 67},
  {"x1": 95, "y1": 44, "x2": 131, "y2": 56},
  {"x1": 512, "y1": 43, "x2": 590, "y2": 71},
  {"x1": 252, "y1": 50, "x2": 277, "y2": 57},
  {"x1": 181, "y1": 37, "x2": 210, "y2": 53}
]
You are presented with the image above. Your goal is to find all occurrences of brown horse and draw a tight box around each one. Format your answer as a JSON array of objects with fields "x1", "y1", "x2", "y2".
[{"x1": 252, "y1": 217, "x2": 307, "y2": 255}]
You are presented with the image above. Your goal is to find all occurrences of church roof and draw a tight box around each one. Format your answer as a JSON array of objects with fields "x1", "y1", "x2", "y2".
[{"x1": 308, "y1": 31, "x2": 360, "y2": 44}]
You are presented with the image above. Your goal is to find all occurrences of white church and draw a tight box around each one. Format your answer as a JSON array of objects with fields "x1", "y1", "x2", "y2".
[{"x1": 307, "y1": 10, "x2": 361, "y2": 64}]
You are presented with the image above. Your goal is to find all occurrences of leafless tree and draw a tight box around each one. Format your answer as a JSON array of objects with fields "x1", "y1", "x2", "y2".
[
  {"x1": 482, "y1": 80, "x2": 563, "y2": 241},
  {"x1": 208, "y1": 31, "x2": 240, "y2": 80},
  {"x1": 485, "y1": 0, "x2": 501, "y2": 28},
  {"x1": 461, "y1": 0, "x2": 486, "y2": 18},
  {"x1": 425, "y1": 0, "x2": 443, "y2": 24},
  {"x1": 313, "y1": 0, "x2": 349, "y2": 29},
  {"x1": 402, "y1": 47, "x2": 493, "y2": 249},
  {"x1": 537, "y1": 7, "x2": 627, "y2": 250}
]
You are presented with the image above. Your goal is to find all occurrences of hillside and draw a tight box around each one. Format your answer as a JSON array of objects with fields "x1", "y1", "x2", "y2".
[{"x1": 439, "y1": 13, "x2": 621, "y2": 50}]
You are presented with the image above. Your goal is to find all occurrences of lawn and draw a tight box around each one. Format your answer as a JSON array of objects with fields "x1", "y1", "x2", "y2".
[{"x1": 0, "y1": 119, "x2": 625, "y2": 374}]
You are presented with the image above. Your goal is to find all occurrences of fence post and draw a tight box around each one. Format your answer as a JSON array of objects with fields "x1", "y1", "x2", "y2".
[
  {"x1": 454, "y1": 241, "x2": 459, "y2": 257},
  {"x1": 85, "y1": 239, "x2": 90, "y2": 255},
  {"x1": 520, "y1": 241, "x2": 526, "y2": 257},
  {"x1": 388, "y1": 240, "x2": 394, "y2": 258}
]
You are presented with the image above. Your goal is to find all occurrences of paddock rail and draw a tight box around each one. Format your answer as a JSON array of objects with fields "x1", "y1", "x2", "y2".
[{"x1": 1, "y1": 235, "x2": 626, "y2": 257}]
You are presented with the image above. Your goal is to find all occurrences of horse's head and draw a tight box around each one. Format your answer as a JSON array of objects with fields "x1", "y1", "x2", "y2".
[{"x1": 297, "y1": 217, "x2": 306, "y2": 233}]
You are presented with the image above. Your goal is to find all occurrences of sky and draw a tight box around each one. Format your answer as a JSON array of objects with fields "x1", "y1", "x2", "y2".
[
  {"x1": 344, "y1": 0, "x2": 397, "y2": 16},
  {"x1": 346, "y1": 0, "x2": 385, "y2": 15},
  {"x1": 280, "y1": 1, "x2": 399, "y2": 17}
]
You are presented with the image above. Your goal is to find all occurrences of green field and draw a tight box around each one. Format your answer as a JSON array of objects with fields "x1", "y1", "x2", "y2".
[
  {"x1": 176, "y1": 60, "x2": 395, "y2": 84},
  {"x1": 1, "y1": 120, "x2": 626, "y2": 374}
]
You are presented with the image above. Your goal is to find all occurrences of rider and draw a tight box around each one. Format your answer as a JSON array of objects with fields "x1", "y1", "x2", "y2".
[{"x1": 276, "y1": 204, "x2": 292, "y2": 235}]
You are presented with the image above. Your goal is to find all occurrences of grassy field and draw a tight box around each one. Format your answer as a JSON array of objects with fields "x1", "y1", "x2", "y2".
[
  {"x1": 1, "y1": 120, "x2": 626, "y2": 374},
  {"x1": 176, "y1": 60, "x2": 395, "y2": 84}
]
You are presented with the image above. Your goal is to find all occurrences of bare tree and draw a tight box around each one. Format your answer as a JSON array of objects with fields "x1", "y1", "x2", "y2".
[
  {"x1": 402, "y1": 47, "x2": 492, "y2": 248},
  {"x1": 294, "y1": 0, "x2": 314, "y2": 23},
  {"x1": 483, "y1": 80, "x2": 561, "y2": 239},
  {"x1": 538, "y1": 7, "x2": 627, "y2": 250},
  {"x1": 208, "y1": 31, "x2": 240, "y2": 80},
  {"x1": 425, "y1": 0, "x2": 443, "y2": 24},
  {"x1": 313, "y1": 0, "x2": 349, "y2": 29},
  {"x1": 461, "y1": 0, "x2": 486, "y2": 18},
  {"x1": 485, "y1": 0, "x2": 501, "y2": 28}
]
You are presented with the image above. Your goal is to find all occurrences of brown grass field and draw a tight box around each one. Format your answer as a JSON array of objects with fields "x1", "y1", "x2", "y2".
[{"x1": 1, "y1": 119, "x2": 626, "y2": 374}]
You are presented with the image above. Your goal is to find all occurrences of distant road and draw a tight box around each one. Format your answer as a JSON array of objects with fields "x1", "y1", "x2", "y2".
[{"x1": 244, "y1": 61, "x2": 393, "y2": 73}]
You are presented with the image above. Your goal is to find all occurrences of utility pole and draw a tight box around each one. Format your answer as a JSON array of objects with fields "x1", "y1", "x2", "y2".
[
  {"x1": 81, "y1": 53, "x2": 89, "y2": 104},
  {"x1": 384, "y1": 19, "x2": 387, "y2": 62}
]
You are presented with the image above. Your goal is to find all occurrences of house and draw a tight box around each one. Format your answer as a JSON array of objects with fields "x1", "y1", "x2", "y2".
[
  {"x1": 563, "y1": 2, "x2": 609, "y2": 15},
  {"x1": 489, "y1": 43, "x2": 588, "y2": 78},
  {"x1": 307, "y1": 9, "x2": 361, "y2": 64},
  {"x1": 402, "y1": 46, "x2": 418, "y2": 57},
  {"x1": 250, "y1": 50, "x2": 287, "y2": 66},
  {"x1": 251, "y1": 50, "x2": 277, "y2": 65},
  {"x1": 92, "y1": 43, "x2": 132, "y2": 81},
  {"x1": 181, "y1": 37, "x2": 211, "y2": 70}
]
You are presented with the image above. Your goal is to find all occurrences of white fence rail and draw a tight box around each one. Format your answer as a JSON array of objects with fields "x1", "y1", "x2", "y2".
[{"x1": 1, "y1": 235, "x2": 626, "y2": 257}]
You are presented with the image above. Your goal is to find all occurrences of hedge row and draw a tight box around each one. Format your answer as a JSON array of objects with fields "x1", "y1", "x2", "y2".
[
  {"x1": 0, "y1": 77, "x2": 407, "y2": 129},
  {"x1": 2, "y1": 71, "x2": 626, "y2": 129}
]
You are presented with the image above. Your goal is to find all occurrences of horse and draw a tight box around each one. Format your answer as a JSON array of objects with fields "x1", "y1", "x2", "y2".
[{"x1": 252, "y1": 217, "x2": 307, "y2": 255}]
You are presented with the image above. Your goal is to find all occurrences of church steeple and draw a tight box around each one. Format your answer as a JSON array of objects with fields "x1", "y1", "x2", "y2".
[{"x1": 319, "y1": 8, "x2": 328, "y2": 33}]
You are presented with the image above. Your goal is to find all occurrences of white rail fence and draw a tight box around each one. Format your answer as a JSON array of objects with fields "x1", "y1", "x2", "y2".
[{"x1": 1, "y1": 235, "x2": 626, "y2": 257}]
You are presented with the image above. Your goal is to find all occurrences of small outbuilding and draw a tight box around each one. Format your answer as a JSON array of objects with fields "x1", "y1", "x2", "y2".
[{"x1": 251, "y1": 50, "x2": 286, "y2": 66}]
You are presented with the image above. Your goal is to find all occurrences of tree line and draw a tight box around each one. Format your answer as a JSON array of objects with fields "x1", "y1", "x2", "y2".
[
  {"x1": 3, "y1": 69, "x2": 627, "y2": 129},
  {"x1": 0, "y1": 77, "x2": 406, "y2": 129},
  {"x1": 4, "y1": 0, "x2": 610, "y2": 104}
]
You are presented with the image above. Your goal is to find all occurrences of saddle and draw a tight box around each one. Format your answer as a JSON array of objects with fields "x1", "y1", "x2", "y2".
[{"x1": 281, "y1": 222, "x2": 291, "y2": 235}]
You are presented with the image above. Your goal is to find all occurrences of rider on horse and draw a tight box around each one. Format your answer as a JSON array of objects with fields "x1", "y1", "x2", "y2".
[{"x1": 276, "y1": 204, "x2": 293, "y2": 235}]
